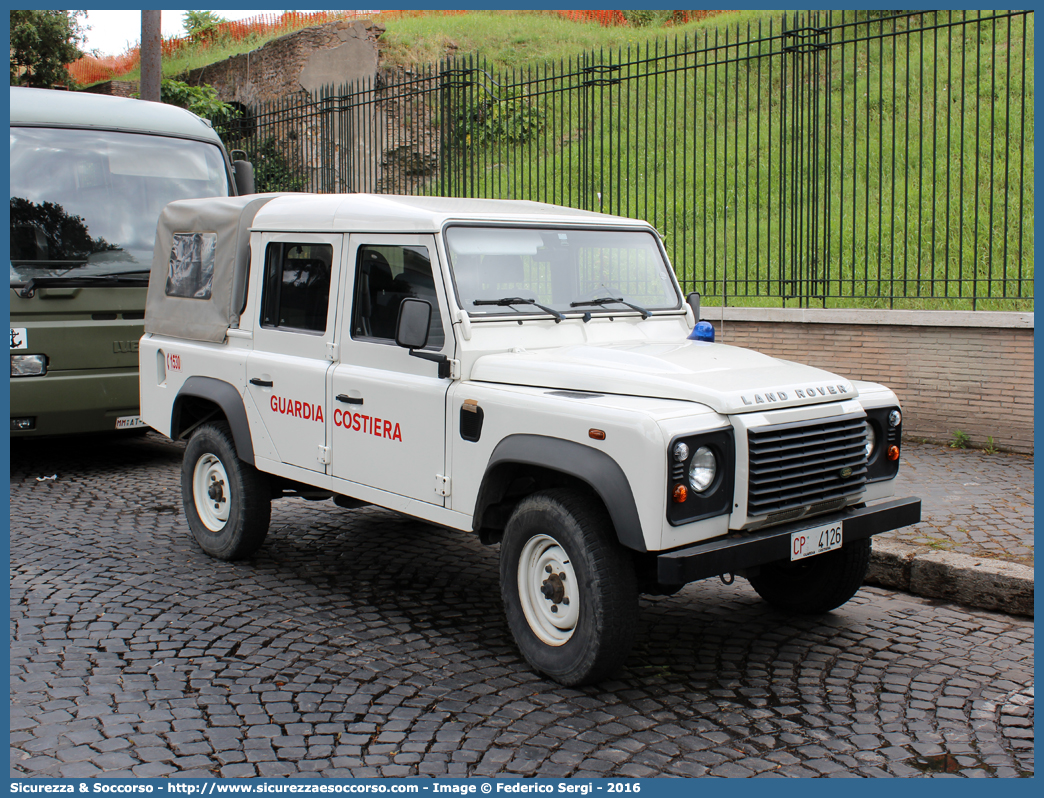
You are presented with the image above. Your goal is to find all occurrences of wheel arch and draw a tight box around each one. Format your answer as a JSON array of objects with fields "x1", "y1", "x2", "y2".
[
  {"x1": 473, "y1": 434, "x2": 646, "y2": 552},
  {"x1": 173, "y1": 376, "x2": 255, "y2": 466}
]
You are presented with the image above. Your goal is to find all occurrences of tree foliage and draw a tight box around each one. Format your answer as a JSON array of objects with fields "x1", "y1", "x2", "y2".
[
  {"x1": 9, "y1": 10, "x2": 87, "y2": 88},
  {"x1": 182, "y1": 10, "x2": 228, "y2": 44},
  {"x1": 160, "y1": 79, "x2": 240, "y2": 138}
]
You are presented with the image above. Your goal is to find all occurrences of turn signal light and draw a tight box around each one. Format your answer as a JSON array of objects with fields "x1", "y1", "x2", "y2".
[
  {"x1": 589, "y1": 429, "x2": 606, "y2": 440},
  {"x1": 672, "y1": 484, "x2": 688, "y2": 503},
  {"x1": 887, "y1": 445, "x2": 900, "y2": 461}
]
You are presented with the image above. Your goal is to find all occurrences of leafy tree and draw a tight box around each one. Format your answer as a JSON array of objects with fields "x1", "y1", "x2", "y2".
[
  {"x1": 159, "y1": 79, "x2": 240, "y2": 138},
  {"x1": 182, "y1": 10, "x2": 227, "y2": 43},
  {"x1": 9, "y1": 10, "x2": 87, "y2": 88}
]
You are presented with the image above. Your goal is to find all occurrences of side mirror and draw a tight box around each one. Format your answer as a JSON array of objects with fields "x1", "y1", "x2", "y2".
[
  {"x1": 233, "y1": 160, "x2": 255, "y2": 195},
  {"x1": 396, "y1": 298, "x2": 432, "y2": 350},
  {"x1": 686, "y1": 291, "x2": 701, "y2": 322}
]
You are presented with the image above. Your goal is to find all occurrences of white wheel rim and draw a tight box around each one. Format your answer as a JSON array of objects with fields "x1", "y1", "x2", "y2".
[
  {"x1": 192, "y1": 453, "x2": 230, "y2": 532},
  {"x1": 517, "y1": 534, "x2": 579, "y2": 646}
]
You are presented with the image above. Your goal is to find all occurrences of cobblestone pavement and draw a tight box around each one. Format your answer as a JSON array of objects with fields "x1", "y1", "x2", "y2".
[
  {"x1": 10, "y1": 434, "x2": 1034, "y2": 779},
  {"x1": 886, "y1": 442, "x2": 1034, "y2": 566}
]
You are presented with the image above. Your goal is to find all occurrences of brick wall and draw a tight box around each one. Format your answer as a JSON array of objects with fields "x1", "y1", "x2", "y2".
[{"x1": 701, "y1": 308, "x2": 1034, "y2": 454}]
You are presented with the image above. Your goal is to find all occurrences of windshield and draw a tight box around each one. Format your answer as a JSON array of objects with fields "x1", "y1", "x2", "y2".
[
  {"x1": 445, "y1": 226, "x2": 681, "y2": 319},
  {"x1": 10, "y1": 126, "x2": 230, "y2": 283}
]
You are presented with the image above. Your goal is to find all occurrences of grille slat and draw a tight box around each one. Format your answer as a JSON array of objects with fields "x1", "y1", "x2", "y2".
[
  {"x1": 747, "y1": 414, "x2": 868, "y2": 517},
  {"x1": 749, "y1": 465, "x2": 869, "y2": 498},
  {"x1": 749, "y1": 445, "x2": 866, "y2": 473}
]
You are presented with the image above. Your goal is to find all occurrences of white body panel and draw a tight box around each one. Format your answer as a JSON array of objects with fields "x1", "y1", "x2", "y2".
[{"x1": 140, "y1": 194, "x2": 905, "y2": 555}]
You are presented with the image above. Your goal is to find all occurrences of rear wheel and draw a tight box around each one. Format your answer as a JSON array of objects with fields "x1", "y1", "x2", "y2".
[
  {"x1": 500, "y1": 489, "x2": 638, "y2": 686},
  {"x1": 181, "y1": 421, "x2": 271, "y2": 560},
  {"x1": 747, "y1": 538, "x2": 871, "y2": 614}
]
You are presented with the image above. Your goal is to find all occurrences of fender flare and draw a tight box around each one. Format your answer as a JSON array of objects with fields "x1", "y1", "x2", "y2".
[
  {"x1": 474, "y1": 434, "x2": 646, "y2": 552},
  {"x1": 174, "y1": 376, "x2": 255, "y2": 466}
]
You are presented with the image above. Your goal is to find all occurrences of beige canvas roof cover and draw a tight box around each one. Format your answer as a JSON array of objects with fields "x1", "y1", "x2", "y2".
[{"x1": 145, "y1": 194, "x2": 280, "y2": 343}]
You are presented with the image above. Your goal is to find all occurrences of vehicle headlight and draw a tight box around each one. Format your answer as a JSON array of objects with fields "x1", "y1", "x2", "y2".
[
  {"x1": 11, "y1": 354, "x2": 46, "y2": 377},
  {"x1": 688, "y1": 446, "x2": 717, "y2": 493},
  {"x1": 865, "y1": 420, "x2": 877, "y2": 459}
]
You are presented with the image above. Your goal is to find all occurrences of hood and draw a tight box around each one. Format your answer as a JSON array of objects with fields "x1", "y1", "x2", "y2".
[{"x1": 469, "y1": 341, "x2": 857, "y2": 414}]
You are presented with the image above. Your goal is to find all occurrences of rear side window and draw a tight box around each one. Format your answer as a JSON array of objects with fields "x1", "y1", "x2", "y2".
[
  {"x1": 166, "y1": 232, "x2": 216, "y2": 299},
  {"x1": 260, "y1": 242, "x2": 333, "y2": 333}
]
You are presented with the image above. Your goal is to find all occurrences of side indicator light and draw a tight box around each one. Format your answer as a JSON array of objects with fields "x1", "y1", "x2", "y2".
[
  {"x1": 673, "y1": 484, "x2": 688, "y2": 503},
  {"x1": 589, "y1": 429, "x2": 606, "y2": 440},
  {"x1": 887, "y1": 445, "x2": 900, "y2": 461}
]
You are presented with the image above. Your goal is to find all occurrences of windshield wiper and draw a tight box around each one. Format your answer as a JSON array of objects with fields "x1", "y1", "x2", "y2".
[
  {"x1": 16, "y1": 271, "x2": 151, "y2": 298},
  {"x1": 570, "y1": 296, "x2": 650, "y2": 320},
  {"x1": 473, "y1": 296, "x2": 565, "y2": 323}
]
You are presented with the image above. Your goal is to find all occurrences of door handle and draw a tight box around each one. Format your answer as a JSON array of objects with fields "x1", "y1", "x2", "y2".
[
  {"x1": 336, "y1": 394, "x2": 363, "y2": 405},
  {"x1": 249, "y1": 377, "x2": 273, "y2": 387}
]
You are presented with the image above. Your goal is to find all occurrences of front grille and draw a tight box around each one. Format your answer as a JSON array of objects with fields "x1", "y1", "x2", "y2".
[{"x1": 747, "y1": 413, "x2": 868, "y2": 518}]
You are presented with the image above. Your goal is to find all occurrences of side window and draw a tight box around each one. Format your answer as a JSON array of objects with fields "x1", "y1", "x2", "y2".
[
  {"x1": 351, "y1": 244, "x2": 445, "y2": 349},
  {"x1": 165, "y1": 232, "x2": 216, "y2": 299},
  {"x1": 260, "y1": 242, "x2": 333, "y2": 333}
]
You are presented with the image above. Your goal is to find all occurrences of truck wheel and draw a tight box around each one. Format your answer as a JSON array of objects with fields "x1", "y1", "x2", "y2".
[
  {"x1": 181, "y1": 421, "x2": 271, "y2": 561},
  {"x1": 747, "y1": 538, "x2": 871, "y2": 614},
  {"x1": 500, "y1": 489, "x2": 639, "y2": 686}
]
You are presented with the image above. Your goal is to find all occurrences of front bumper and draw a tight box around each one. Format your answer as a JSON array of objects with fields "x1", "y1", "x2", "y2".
[
  {"x1": 10, "y1": 369, "x2": 141, "y2": 436},
  {"x1": 657, "y1": 497, "x2": 921, "y2": 584}
]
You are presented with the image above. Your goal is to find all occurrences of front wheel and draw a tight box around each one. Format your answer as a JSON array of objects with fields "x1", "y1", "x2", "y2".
[
  {"x1": 747, "y1": 538, "x2": 871, "y2": 614},
  {"x1": 500, "y1": 489, "x2": 639, "y2": 686},
  {"x1": 181, "y1": 421, "x2": 271, "y2": 561}
]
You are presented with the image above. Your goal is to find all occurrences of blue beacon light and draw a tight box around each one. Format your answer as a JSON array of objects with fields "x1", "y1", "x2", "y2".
[{"x1": 688, "y1": 320, "x2": 715, "y2": 343}]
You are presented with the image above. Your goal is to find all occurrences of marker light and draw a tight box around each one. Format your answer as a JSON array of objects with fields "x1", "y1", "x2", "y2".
[
  {"x1": 888, "y1": 410, "x2": 902, "y2": 428},
  {"x1": 672, "y1": 484, "x2": 688, "y2": 503},
  {"x1": 673, "y1": 442, "x2": 689, "y2": 462},
  {"x1": 887, "y1": 445, "x2": 900, "y2": 461},
  {"x1": 11, "y1": 354, "x2": 46, "y2": 377}
]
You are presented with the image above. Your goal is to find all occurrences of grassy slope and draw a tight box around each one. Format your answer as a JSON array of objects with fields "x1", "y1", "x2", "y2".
[
  {"x1": 124, "y1": 10, "x2": 1032, "y2": 310},
  {"x1": 104, "y1": 11, "x2": 756, "y2": 81}
]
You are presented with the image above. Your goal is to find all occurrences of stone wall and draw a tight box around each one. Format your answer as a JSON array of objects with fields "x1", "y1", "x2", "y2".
[
  {"x1": 700, "y1": 308, "x2": 1034, "y2": 453},
  {"x1": 80, "y1": 80, "x2": 138, "y2": 98},
  {"x1": 180, "y1": 19, "x2": 383, "y2": 106}
]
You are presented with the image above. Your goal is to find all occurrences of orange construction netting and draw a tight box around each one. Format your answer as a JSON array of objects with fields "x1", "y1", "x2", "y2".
[{"x1": 66, "y1": 10, "x2": 730, "y2": 86}]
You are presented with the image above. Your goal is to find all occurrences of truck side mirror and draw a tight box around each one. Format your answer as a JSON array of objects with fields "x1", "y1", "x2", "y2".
[
  {"x1": 396, "y1": 298, "x2": 431, "y2": 350},
  {"x1": 686, "y1": 291, "x2": 701, "y2": 322},
  {"x1": 233, "y1": 160, "x2": 255, "y2": 195}
]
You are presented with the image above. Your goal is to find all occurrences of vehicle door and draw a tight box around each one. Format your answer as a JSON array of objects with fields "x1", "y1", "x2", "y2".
[
  {"x1": 329, "y1": 235, "x2": 452, "y2": 504},
  {"x1": 246, "y1": 232, "x2": 342, "y2": 473}
]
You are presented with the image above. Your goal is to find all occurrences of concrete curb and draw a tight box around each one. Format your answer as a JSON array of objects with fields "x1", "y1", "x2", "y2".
[{"x1": 867, "y1": 539, "x2": 1034, "y2": 617}]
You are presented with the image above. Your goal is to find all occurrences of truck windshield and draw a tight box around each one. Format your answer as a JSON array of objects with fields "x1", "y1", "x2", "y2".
[
  {"x1": 10, "y1": 126, "x2": 230, "y2": 284},
  {"x1": 445, "y1": 226, "x2": 681, "y2": 319}
]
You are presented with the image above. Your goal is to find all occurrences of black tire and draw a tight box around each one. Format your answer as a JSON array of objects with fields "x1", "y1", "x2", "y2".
[
  {"x1": 747, "y1": 538, "x2": 871, "y2": 614},
  {"x1": 500, "y1": 489, "x2": 639, "y2": 686},
  {"x1": 181, "y1": 421, "x2": 271, "y2": 561}
]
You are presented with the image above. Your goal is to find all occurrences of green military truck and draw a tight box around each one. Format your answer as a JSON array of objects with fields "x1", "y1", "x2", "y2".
[{"x1": 9, "y1": 86, "x2": 252, "y2": 436}]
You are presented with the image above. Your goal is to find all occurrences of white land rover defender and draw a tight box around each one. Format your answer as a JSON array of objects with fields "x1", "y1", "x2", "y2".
[{"x1": 140, "y1": 193, "x2": 921, "y2": 686}]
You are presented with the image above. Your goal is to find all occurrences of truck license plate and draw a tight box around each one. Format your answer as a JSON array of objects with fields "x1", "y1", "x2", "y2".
[{"x1": 790, "y1": 522, "x2": 843, "y2": 561}]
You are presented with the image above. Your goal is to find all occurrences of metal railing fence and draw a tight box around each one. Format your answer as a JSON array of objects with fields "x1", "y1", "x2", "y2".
[{"x1": 226, "y1": 10, "x2": 1034, "y2": 310}]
